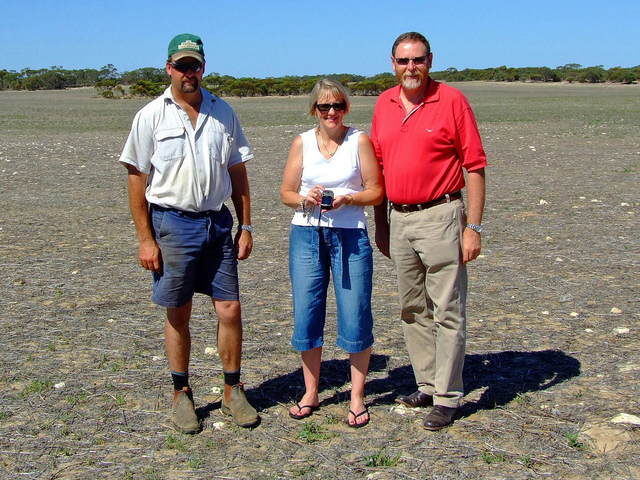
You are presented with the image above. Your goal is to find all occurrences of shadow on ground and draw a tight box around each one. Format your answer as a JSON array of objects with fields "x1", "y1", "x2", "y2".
[
  {"x1": 366, "y1": 349, "x2": 581, "y2": 418},
  {"x1": 216, "y1": 350, "x2": 580, "y2": 417},
  {"x1": 458, "y1": 350, "x2": 581, "y2": 417},
  {"x1": 196, "y1": 350, "x2": 580, "y2": 419}
]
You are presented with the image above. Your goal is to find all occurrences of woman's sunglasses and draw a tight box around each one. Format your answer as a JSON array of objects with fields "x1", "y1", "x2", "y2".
[{"x1": 316, "y1": 102, "x2": 347, "y2": 112}]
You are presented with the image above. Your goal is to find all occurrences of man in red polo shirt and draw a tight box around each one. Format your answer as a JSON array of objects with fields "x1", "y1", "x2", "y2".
[{"x1": 372, "y1": 32, "x2": 487, "y2": 430}]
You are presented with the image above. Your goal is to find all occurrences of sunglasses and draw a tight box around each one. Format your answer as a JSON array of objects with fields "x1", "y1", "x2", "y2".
[
  {"x1": 316, "y1": 102, "x2": 347, "y2": 112},
  {"x1": 171, "y1": 62, "x2": 203, "y2": 73},
  {"x1": 394, "y1": 55, "x2": 428, "y2": 66}
]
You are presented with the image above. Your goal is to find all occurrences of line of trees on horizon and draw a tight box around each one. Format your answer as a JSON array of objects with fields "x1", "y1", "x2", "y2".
[{"x1": 0, "y1": 63, "x2": 638, "y2": 97}]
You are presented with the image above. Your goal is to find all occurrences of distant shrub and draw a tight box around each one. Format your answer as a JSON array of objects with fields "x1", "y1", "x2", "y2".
[
  {"x1": 96, "y1": 81, "x2": 126, "y2": 99},
  {"x1": 129, "y1": 80, "x2": 166, "y2": 97},
  {"x1": 96, "y1": 79, "x2": 118, "y2": 88}
]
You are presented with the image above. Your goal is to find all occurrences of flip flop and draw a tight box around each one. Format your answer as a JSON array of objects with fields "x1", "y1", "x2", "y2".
[
  {"x1": 347, "y1": 406, "x2": 370, "y2": 428},
  {"x1": 289, "y1": 402, "x2": 319, "y2": 420}
]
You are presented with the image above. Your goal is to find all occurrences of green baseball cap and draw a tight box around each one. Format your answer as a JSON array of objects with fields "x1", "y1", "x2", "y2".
[{"x1": 168, "y1": 33, "x2": 205, "y2": 63}]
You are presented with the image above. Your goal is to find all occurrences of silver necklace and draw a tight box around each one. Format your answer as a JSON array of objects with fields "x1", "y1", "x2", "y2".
[{"x1": 317, "y1": 127, "x2": 345, "y2": 157}]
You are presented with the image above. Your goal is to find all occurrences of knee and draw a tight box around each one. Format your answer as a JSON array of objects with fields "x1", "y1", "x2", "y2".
[
  {"x1": 166, "y1": 303, "x2": 191, "y2": 329},
  {"x1": 215, "y1": 300, "x2": 241, "y2": 324}
]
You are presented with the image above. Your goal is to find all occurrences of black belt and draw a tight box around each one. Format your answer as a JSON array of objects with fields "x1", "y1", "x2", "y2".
[
  {"x1": 390, "y1": 191, "x2": 461, "y2": 213},
  {"x1": 151, "y1": 204, "x2": 222, "y2": 218}
]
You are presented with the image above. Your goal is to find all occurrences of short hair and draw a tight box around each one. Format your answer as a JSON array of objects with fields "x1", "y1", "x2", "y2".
[
  {"x1": 391, "y1": 32, "x2": 431, "y2": 57},
  {"x1": 308, "y1": 78, "x2": 351, "y2": 116}
]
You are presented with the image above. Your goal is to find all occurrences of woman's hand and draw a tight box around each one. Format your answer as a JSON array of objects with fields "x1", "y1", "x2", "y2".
[
  {"x1": 305, "y1": 185, "x2": 324, "y2": 209},
  {"x1": 331, "y1": 194, "x2": 353, "y2": 210}
]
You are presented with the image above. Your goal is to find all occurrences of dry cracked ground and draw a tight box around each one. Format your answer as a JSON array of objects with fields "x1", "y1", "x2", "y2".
[{"x1": 0, "y1": 83, "x2": 638, "y2": 479}]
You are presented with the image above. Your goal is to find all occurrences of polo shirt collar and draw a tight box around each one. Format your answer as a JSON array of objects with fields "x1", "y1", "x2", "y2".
[{"x1": 423, "y1": 78, "x2": 440, "y2": 103}]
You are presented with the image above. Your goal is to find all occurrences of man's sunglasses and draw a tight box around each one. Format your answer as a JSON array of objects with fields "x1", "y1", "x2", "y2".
[
  {"x1": 394, "y1": 55, "x2": 429, "y2": 66},
  {"x1": 171, "y1": 62, "x2": 203, "y2": 73},
  {"x1": 316, "y1": 102, "x2": 347, "y2": 112}
]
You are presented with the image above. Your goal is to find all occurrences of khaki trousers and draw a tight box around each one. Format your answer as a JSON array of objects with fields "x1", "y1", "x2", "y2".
[{"x1": 389, "y1": 199, "x2": 467, "y2": 408}]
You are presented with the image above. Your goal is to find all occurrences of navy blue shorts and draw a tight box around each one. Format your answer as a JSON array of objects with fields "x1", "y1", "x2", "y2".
[{"x1": 150, "y1": 205, "x2": 239, "y2": 307}]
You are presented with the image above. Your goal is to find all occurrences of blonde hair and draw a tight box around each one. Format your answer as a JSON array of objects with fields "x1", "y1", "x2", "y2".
[{"x1": 308, "y1": 78, "x2": 351, "y2": 116}]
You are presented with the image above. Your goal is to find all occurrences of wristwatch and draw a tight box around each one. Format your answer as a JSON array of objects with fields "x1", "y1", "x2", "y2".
[
  {"x1": 239, "y1": 224, "x2": 253, "y2": 233},
  {"x1": 466, "y1": 223, "x2": 483, "y2": 233}
]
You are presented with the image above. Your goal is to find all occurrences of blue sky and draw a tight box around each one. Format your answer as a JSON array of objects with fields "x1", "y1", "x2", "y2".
[{"x1": 1, "y1": 0, "x2": 638, "y2": 77}]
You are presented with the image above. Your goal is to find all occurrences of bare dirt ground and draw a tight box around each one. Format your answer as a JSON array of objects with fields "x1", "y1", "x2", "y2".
[{"x1": 0, "y1": 83, "x2": 638, "y2": 479}]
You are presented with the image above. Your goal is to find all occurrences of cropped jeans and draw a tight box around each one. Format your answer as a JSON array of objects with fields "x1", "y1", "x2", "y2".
[{"x1": 289, "y1": 225, "x2": 374, "y2": 353}]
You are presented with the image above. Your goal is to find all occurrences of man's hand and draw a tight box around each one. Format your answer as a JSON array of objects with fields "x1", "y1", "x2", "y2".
[
  {"x1": 462, "y1": 228, "x2": 481, "y2": 264},
  {"x1": 139, "y1": 238, "x2": 162, "y2": 272},
  {"x1": 234, "y1": 229, "x2": 253, "y2": 260}
]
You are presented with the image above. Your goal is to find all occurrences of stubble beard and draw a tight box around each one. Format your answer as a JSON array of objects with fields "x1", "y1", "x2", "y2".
[{"x1": 181, "y1": 79, "x2": 199, "y2": 93}]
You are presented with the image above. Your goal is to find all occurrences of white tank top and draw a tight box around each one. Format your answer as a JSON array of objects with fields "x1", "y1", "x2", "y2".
[{"x1": 291, "y1": 127, "x2": 367, "y2": 229}]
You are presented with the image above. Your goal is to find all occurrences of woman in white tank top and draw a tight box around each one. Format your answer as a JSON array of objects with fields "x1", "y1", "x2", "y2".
[{"x1": 280, "y1": 79, "x2": 384, "y2": 427}]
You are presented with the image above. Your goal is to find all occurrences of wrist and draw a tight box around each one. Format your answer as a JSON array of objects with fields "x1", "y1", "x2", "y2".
[
  {"x1": 238, "y1": 224, "x2": 253, "y2": 233},
  {"x1": 345, "y1": 194, "x2": 354, "y2": 205}
]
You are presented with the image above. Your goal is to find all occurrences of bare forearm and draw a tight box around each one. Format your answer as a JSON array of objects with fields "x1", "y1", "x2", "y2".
[
  {"x1": 126, "y1": 167, "x2": 162, "y2": 271},
  {"x1": 229, "y1": 163, "x2": 253, "y2": 260},
  {"x1": 231, "y1": 191, "x2": 251, "y2": 225},
  {"x1": 465, "y1": 169, "x2": 486, "y2": 225},
  {"x1": 281, "y1": 191, "x2": 306, "y2": 209},
  {"x1": 127, "y1": 172, "x2": 154, "y2": 242},
  {"x1": 347, "y1": 185, "x2": 384, "y2": 207},
  {"x1": 229, "y1": 164, "x2": 252, "y2": 225}
]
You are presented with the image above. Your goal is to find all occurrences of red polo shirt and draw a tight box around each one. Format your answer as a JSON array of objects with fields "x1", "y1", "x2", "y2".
[{"x1": 371, "y1": 80, "x2": 487, "y2": 205}]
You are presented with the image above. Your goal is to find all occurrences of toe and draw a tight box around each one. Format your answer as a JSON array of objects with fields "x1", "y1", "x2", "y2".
[
  {"x1": 289, "y1": 404, "x2": 311, "y2": 417},
  {"x1": 347, "y1": 408, "x2": 369, "y2": 426},
  {"x1": 357, "y1": 411, "x2": 369, "y2": 425}
]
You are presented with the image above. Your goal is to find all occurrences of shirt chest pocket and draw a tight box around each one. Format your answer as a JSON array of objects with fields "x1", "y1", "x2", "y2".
[
  {"x1": 210, "y1": 131, "x2": 233, "y2": 166},
  {"x1": 153, "y1": 128, "x2": 186, "y2": 167}
]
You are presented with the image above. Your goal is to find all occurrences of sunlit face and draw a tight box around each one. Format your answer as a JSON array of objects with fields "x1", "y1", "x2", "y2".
[
  {"x1": 392, "y1": 41, "x2": 432, "y2": 91},
  {"x1": 315, "y1": 91, "x2": 347, "y2": 128},
  {"x1": 166, "y1": 56, "x2": 205, "y2": 94}
]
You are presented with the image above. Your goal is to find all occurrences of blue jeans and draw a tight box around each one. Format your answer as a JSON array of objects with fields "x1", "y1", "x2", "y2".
[{"x1": 289, "y1": 225, "x2": 374, "y2": 353}]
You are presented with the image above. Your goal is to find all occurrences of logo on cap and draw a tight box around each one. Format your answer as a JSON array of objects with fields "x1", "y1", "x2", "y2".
[{"x1": 178, "y1": 40, "x2": 199, "y2": 50}]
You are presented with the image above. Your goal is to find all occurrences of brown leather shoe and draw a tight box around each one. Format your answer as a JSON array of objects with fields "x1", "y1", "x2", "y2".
[
  {"x1": 172, "y1": 387, "x2": 200, "y2": 434},
  {"x1": 395, "y1": 391, "x2": 433, "y2": 408},
  {"x1": 220, "y1": 383, "x2": 259, "y2": 428},
  {"x1": 422, "y1": 405, "x2": 457, "y2": 431}
]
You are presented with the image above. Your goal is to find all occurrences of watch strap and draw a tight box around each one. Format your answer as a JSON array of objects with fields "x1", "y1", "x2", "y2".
[{"x1": 466, "y1": 223, "x2": 483, "y2": 233}]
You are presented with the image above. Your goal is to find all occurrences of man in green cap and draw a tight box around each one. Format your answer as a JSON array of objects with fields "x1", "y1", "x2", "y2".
[{"x1": 120, "y1": 33, "x2": 259, "y2": 433}]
